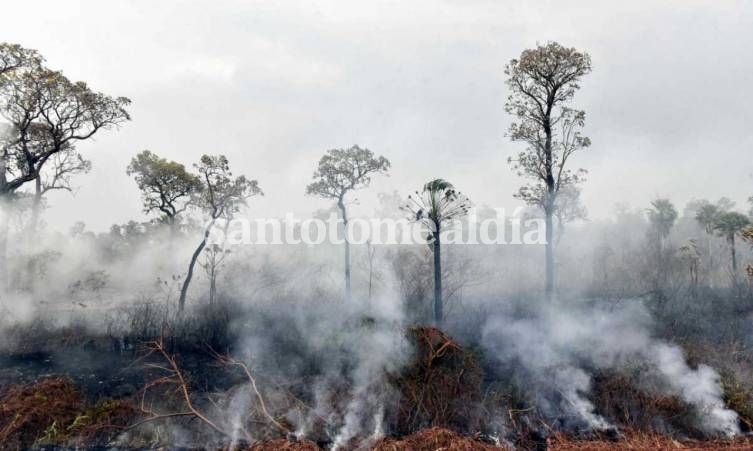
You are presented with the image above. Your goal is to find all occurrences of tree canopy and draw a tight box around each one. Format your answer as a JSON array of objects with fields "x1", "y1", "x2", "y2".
[
  {"x1": 127, "y1": 150, "x2": 202, "y2": 226},
  {"x1": 193, "y1": 154, "x2": 262, "y2": 221},
  {"x1": 305, "y1": 145, "x2": 390, "y2": 204},
  {"x1": 506, "y1": 42, "x2": 592, "y2": 210},
  {"x1": 0, "y1": 45, "x2": 130, "y2": 196}
]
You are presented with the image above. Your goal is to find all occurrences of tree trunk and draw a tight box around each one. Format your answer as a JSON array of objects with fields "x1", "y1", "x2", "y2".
[
  {"x1": 544, "y1": 204, "x2": 555, "y2": 302},
  {"x1": 0, "y1": 194, "x2": 9, "y2": 296},
  {"x1": 209, "y1": 269, "x2": 216, "y2": 305},
  {"x1": 178, "y1": 221, "x2": 213, "y2": 311},
  {"x1": 433, "y1": 226, "x2": 443, "y2": 327},
  {"x1": 730, "y1": 233, "x2": 737, "y2": 280},
  {"x1": 367, "y1": 242, "x2": 374, "y2": 304},
  {"x1": 338, "y1": 199, "x2": 351, "y2": 302},
  {"x1": 543, "y1": 106, "x2": 556, "y2": 303},
  {"x1": 29, "y1": 175, "x2": 42, "y2": 233},
  {"x1": 0, "y1": 160, "x2": 10, "y2": 296}
]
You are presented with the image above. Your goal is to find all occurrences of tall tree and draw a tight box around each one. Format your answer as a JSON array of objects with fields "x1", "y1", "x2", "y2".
[
  {"x1": 403, "y1": 179, "x2": 470, "y2": 327},
  {"x1": 0, "y1": 43, "x2": 130, "y2": 293},
  {"x1": 127, "y1": 150, "x2": 202, "y2": 234},
  {"x1": 505, "y1": 42, "x2": 592, "y2": 302},
  {"x1": 693, "y1": 198, "x2": 733, "y2": 282},
  {"x1": 695, "y1": 201, "x2": 722, "y2": 235},
  {"x1": 178, "y1": 155, "x2": 261, "y2": 311},
  {"x1": 647, "y1": 199, "x2": 678, "y2": 244},
  {"x1": 647, "y1": 198, "x2": 678, "y2": 288},
  {"x1": 305, "y1": 145, "x2": 390, "y2": 302},
  {"x1": 713, "y1": 211, "x2": 750, "y2": 280}
]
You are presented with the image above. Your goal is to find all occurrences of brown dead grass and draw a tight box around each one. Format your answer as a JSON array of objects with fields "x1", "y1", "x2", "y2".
[
  {"x1": 0, "y1": 377, "x2": 84, "y2": 449},
  {"x1": 241, "y1": 431, "x2": 753, "y2": 451},
  {"x1": 373, "y1": 427, "x2": 505, "y2": 451},
  {"x1": 246, "y1": 438, "x2": 321, "y2": 450},
  {"x1": 0, "y1": 377, "x2": 136, "y2": 449},
  {"x1": 549, "y1": 431, "x2": 753, "y2": 450},
  {"x1": 391, "y1": 327, "x2": 484, "y2": 435}
]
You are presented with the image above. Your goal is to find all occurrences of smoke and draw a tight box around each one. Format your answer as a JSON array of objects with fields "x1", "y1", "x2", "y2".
[
  {"x1": 225, "y1": 269, "x2": 411, "y2": 447},
  {"x1": 651, "y1": 343, "x2": 739, "y2": 436},
  {"x1": 0, "y1": 193, "x2": 748, "y2": 447},
  {"x1": 482, "y1": 301, "x2": 739, "y2": 437}
]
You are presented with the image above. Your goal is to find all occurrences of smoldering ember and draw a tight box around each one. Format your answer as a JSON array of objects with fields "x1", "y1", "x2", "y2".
[{"x1": 1, "y1": 2, "x2": 753, "y2": 451}]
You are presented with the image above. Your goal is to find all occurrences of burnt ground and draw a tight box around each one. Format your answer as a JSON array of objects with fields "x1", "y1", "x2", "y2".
[
  {"x1": 2, "y1": 331, "x2": 752, "y2": 451},
  {"x1": 0, "y1": 348, "x2": 234, "y2": 401}
]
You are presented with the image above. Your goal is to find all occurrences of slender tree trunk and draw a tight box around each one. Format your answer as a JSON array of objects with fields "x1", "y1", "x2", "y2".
[
  {"x1": 730, "y1": 234, "x2": 737, "y2": 281},
  {"x1": 706, "y1": 234, "x2": 714, "y2": 288},
  {"x1": 166, "y1": 216, "x2": 178, "y2": 274},
  {"x1": 543, "y1": 110, "x2": 556, "y2": 303},
  {"x1": 0, "y1": 159, "x2": 10, "y2": 296},
  {"x1": 544, "y1": 203, "x2": 555, "y2": 302},
  {"x1": 367, "y1": 241, "x2": 374, "y2": 304},
  {"x1": 338, "y1": 199, "x2": 351, "y2": 302},
  {"x1": 0, "y1": 194, "x2": 9, "y2": 296},
  {"x1": 433, "y1": 226, "x2": 442, "y2": 327},
  {"x1": 178, "y1": 220, "x2": 213, "y2": 311},
  {"x1": 209, "y1": 268, "x2": 216, "y2": 305},
  {"x1": 656, "y1": 233, "x2": 665, "y2": 289},
  {"x1": 29, "y1": 175, "x2": 42, "y2": 234}
]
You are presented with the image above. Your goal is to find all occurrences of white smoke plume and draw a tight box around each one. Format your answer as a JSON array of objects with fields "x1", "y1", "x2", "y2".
[{"x1": 482, "y1": 301, "x2": 739, "y2": 437}]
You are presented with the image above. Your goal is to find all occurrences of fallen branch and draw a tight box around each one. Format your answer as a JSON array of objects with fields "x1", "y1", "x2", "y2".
[
  {"x1": 132, "y1": 340, "x2": 230, "y2": 438},
  {"x1": 212, "y1": 351, "x2": 292, "y2": 435}
]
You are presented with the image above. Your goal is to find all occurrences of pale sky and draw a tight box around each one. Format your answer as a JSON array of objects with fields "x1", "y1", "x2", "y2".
[{"x1": 2, "y1": 1, "x2": 752, "y2": 231}]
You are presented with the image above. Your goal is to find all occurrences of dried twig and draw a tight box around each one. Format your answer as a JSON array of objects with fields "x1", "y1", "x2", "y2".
[
  {"x1": 212, "y1": 352, "x2": 292, "y2": 435},
  {"x1": 129, "y1": 340, "x2": 229, "y2": 438}
]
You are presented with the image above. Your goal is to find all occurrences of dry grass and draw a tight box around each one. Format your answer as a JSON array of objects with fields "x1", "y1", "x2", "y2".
[
  {"x1": 373, "y1": 427, "x2": 504, "y2": 451},
  {"x1": 246, "y1": 438, "x2": 321, "y2": 450},
  {"x1": 0, "y1": 377, "x2": 84, "y2": 449},
  {"x1": 0, "y1": 377, "x2": 136, "y2": 450},
  {"x1": 237, "y1": 431, "x2": 753, "y2": 451},
  {"x1": 391, "y1": 327, "x2": 484, "y2": 435},
  {"x1": 549, "y1": 431, "x2": 753, "y2": 450}
]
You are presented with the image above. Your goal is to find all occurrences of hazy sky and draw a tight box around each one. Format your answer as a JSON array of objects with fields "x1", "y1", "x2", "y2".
[{"x1": 2, "y1": 1, "x2": 752, "y2": 231}]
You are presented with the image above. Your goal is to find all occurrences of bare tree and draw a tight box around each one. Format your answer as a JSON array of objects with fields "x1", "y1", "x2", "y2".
[
  {"x1": 505, "y1": 42, "x2": 592, "y2": 302},
  {"x1": 679, "y1": 239, "x2": 700, "y2": 297},
  {"x1": 178, "y1": 155, "x2": 261, "y2": 311},
  {"x1": 0, "y1": 43, "x2": 130, "y2": 294},
  {"x1": 403, "y1": 179, "x2": 470, "y2": 327},
  {"x1": 200, "y1": 220, "x2": 231, "y2": 306},
  {"x1": 305, "y1": 145, "x2": 390, "y2": 302},
  {"x1": 29, "y1": 149, "x2": 92, "y2": 232},
  {"x1": 127, "y1": 150, "x2": 202, "y2": 235}
]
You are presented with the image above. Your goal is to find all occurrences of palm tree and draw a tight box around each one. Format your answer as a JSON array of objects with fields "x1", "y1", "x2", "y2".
[
  {"x1": 713, "y1": 212, "x2": 750, "y2": 280},
  {"x1": 647, "y1": 199, "x2": 678, "y2": 287},
  {"x1": 403, "y1": 179, "x2": 470, "y2": 327}
]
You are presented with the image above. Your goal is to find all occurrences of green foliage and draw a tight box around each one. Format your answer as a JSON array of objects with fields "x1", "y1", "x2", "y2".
[
  {"x1": 713, "y1": 211, "x2": 750, "y2": 239},
  {"x1": 0, "y1": 42, "x2": 130, "y2": 195},
  {"x1": 505, "y1": 41, "x2": 592, "y2": 210},
  {"x1": 193, "y1": 154, "x2": 263, "y2": 220},
  {"x1": 305, "y1": 144, "x2": 390, "y2": 201},
  {"x1": 404, "y1": 179, "x2": 470, "y2": 233},
  {"x1": 647, "y1": 198, "x2": 678, "y2": 240},
  {"x1": 127, "y1": 150, "x2": 202, "y2": 223}
]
